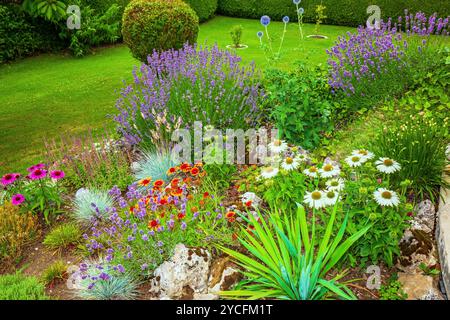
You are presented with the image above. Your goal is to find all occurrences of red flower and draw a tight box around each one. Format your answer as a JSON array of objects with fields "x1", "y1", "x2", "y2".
[
  {"x1": 154, "y1": 179, "x2": 164, "y2": 188},
  {"x1": 203, "y1": 192, "x2": 209, "y2": 198},
  {"x1": 244, "y1": 200, "x2": 252, "y2": 207},
  {"x1": 190, "y1": 167, "x2": 200, "y2": 176},
  {"x1": 167, "y1": 167, "x2": 177, "y2": 175},
  {"x1": 148, "y1": 219, "x2": 159, "y2": 230},
  {"x1": 177, "y1": 212, "x2": 186, "y2": 220},
  {"x1": 226, "y1": 211, "x2": 236, "y2": 223},
  {"x1": 180, "y1": 163, "x2": 191, "y2": 172},
  {"x1": 139, "y1": 177, "x2": 152, "y2": 186}
]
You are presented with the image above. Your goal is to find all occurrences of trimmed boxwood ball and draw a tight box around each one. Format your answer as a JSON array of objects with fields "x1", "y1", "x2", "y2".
[
  {"x1": 122, "y1": 0, "x2": 199, "y2": 62},
  {"x1": 183, "y1": 0, "x2": 218, "y2": 22}
]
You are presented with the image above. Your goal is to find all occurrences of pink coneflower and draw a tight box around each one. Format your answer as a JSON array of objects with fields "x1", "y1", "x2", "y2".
[
  {"x1": 27, "y1": 163, "x2": 45, "y2": 173},
  {"x1": 29, "y1": 169, "x2": 47, "y2": 180},
  {"x1": 50, "y1": 170, "x2": 65, "y2": 180},
  {"x1": 11, "y1": 194, "x2": 25, "y2": 205},
  {"x1": 1, "y1": 173, "x2": 19, "y2": 186}
]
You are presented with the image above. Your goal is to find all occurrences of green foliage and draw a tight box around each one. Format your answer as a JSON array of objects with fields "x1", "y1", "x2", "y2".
[
  {"x1": 122, "y1": 0, "x2": 199, "y2": 62},
  {"x1": 42, "y1": 260, "x2": 67, "y2": 285},
  {"x1": 220, "y1": 205, "x2": 370, "y2": 300},
  {"x1": 183, "y1": 0, "x2": 218, "y2": 22},
  {"x1": 72, "y1": 189, "x2": 115, "y2": 224},
  {"x1": 379, "y1": 277, "x2": 407, "y2": 300},
  {"x1": 0, "y1": 4, "x2": 61, "y2": 63},
  {"x1": 43, "y1": 223, "x2": 82, "y2": 249},
  {"x1": 265, "y1": 63, "x2": 335, "y2": 149},
  {"x1": 230, "y1": 24, "x2": 243, "y2": 47},
  {"x1": 314, "y1": 4, "x2": 327, "y2": 34},
  {"x1": 419, "y1": 263, "x2": 441, "y2": 276},
  {"x1": 203, "y1": 163, "x2": 237, "y2": 191},
  {"x1": 0, "y1": 273, "x2": 49, "y2": 300},
  {"x1": 218, "y1": 0, "x2": 450, "y2": 27},
  {"x1": 60, "y1": 2, "x2": 122, "y2": 57},
  {"x1": 22, "y1": 0, "x2": 67, "y2": 23},
  {"x1": 370, "y1": 115, "x2": 449, "y2": 201}
]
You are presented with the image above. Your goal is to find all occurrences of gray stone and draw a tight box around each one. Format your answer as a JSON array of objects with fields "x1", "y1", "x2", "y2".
[{"x1": 411, "y1": 200, "x2": 436, "y2": 234}]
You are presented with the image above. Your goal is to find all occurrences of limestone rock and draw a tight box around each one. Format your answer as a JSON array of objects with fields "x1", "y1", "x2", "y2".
[
  {"x1": 398, "y1": 229, "x2": 437, "y2": 273},
  {"x1": 149, "y1": 244, "x2": 211, "y2": 300},
  {"x1": 411, "y1": 200, "x2": 436, "y2": 234},
  {"x1": 149, "y1": 244, "x2": 241, "y2": 300},
  {"x1": 398, "y1": 273, "x2": 443, "y2": 300}
]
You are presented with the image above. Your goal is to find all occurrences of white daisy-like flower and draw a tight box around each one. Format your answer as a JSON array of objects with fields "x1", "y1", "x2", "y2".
[
  {"x1": 375, "y1": 157, "x2": 401, "y2": 174},
  {"x1": 304, "y1": 190, "x2": 327, "y2": 209},
  {"x1": 268, "y1": 139, "x2": 288, "y2": 154},
  {"x1": 319, "y1": 162, "x2": 341, "y2": 178},
  {"x1": 352, "y1": 149, "x2": 375, "y2": 160},
  {"x1": 303, "y1": 166, "x2": 319, "y2": 178},
  {"x1": 345, "y1": 155, "x2": 367, "y2": 167},
  {"x1": 295, "y1": 153, "x2": 309, "y2": 163},
  {"x1": 281, "y1": 157, "x2": 300, "y2": 171},
  {"x1": 326, "y1": 178, "x2": 345, "y2": 191},
  {"x1": 260, "y1": 166, "x2": 279, "y2": 179},
  {"x1": 373, "y1": 188, "x2": 400, "y2": 207},
  {"x1": 323, "y1": 190, "x2": 340, "y2": 206}
]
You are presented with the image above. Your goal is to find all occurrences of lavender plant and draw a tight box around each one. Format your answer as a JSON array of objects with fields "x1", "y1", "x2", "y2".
[
  {"x1": 327, "y1": 11, "x2": 449, "y2": 111},
  {"x1": 114, "y1": 44, "x2": 264, "y2": 150}
]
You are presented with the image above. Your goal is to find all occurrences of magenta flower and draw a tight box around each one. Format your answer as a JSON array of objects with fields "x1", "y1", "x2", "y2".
[
  {"x1": 1, "y1": 173, "x2": 19, "y2": 186},
  {"x1": 27, "y1": 163, "x2": 45, "y2": 173},
  {"x1": 50, "y1": 170, "x2": 65, "y2": 180},
  {"x1": 29, "y1": 169, "x2": 47, "y2": 180},
  {"x1": 11, "y1": 194, "x2": 25, "y2": 206}
]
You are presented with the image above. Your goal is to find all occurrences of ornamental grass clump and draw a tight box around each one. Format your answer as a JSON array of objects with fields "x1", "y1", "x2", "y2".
[
  {"x1": 114, "y1": 44, "x2": 264, "y2": 150},
  {"x1": 327, "y1": 11, "x2": 449, "y2": 111}
]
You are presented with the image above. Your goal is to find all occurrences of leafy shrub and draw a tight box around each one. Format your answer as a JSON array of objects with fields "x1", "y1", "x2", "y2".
[
  {"x1": 327, "y1": 12, "x2": 449, "y2": 112},
  {"x1": 60, "y1": 2, "x2": 122, "y2": 57},
  {"x1": 218, "y1": 0, "x2": 450, "y2": 27},
  {"x1": 21, "y1": 0, "x2": 67, "y2": 22},
  {"x1": 44, "y1": 131, "x2": 133, "y2": 192},
  {"x1": 72, "y1": 188, "x2": 115, "y2": 223},
  {"x1": 183, "y1": 0, "x2": 217, "y2": 22},
  {"x1": 229, "y1": 24, "x2": 243, "y2": 47},
  {"x1": 42, "y1": 260, "x2": 67, "y2": 285},
  {"x1": 265, "y1": 63, "x2": 335, "y2": 149},
  {"x1": 0, "y1": 4, "x2": 61, "y2": 63},
  {"x1": 379, "y1": 277, "x2": 408, "y2": 300},
  {"x1": 122, "y1": 0, "x2": 199, "y2": 62},
  {"x1": 114, "y1": 44, "x2": 264, "y2": 150},
  {"x1": 43, "y1": 223, "x2": 82, "y2": 250},
  {"x1": 203, "y1": 163, "x2": 237, "y2": 191},
  {"x1": 0, "y1": 273, "x2": 49, "y2": 300},
  {"x1": 0, "y1": 202, "x2": 39, "y2": 269},
  {"x1": 371, "y1": 114, "x2": 449, "y2": 201},
  {"x1": 220, "y1": 205, "x2": 370, "y2": 300}
]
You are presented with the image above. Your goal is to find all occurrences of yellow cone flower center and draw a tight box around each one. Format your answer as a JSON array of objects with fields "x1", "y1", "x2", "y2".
[
  {"x1": 381, "y1": 191, "x2": 392, "y2": 199},
  {"x1": 351, "y1": 156, "x2": 360, "y2": 162},
  {"x1": 330, "y1": 181, "x2": 339, "y2": 187},
  {"x1": 323, "y1": 164, "x2": 333, "y2": 172},
  {"x1": 358, "y1": 149, "x2": 368, "y2": 156},
  {"x1": 309, "y1": 166, "x2": 317, "y2": 173},
  {"x1": 286, "y1": 157, "x2": 294, "y2": 164},
  {"x1": 327, "y1": 191, "x2": 336, "y2": 199},
  {"x1": 383, "y1": 159, "x2": 394, "y2": 166},
  {"x1": 311, "y1": 191, "x2": 322, "y2": 200}
]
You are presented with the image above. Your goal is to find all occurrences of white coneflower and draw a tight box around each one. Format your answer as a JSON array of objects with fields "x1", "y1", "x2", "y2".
[
  {"x1": 295, "y1": 152, "x2": 309, "y2": 163},
  {"x1": 375, "y1": 157, "x2": 401, "y2": 174},
  {"x1": 303, "y1": 166, "x2": 319, "y2": 178},
  {"x1": 352, "y1": 149, "x2": 374, "y2": 160},
  {"x1": 319, "y1": 162, "x2": 341, "y2": 178},
  {"x1": 303, "y1": 190, "x2": 326, "y2": 209},
  {"x1": 345, "y1": 155, "x2": 366, "y2": 167},
  {"x1": 373, "y1": 188, "x2": 400, "y2": 207},
  {"x1": 268, "y1": 139, "x2": 288, "y2": 154},
  {"x1": 326, "y1": 178, "x2": 345, "y2": 191},
  {"x1": 260, "y1": 166, "x2": 279, "y2": 179},
  {"x1": 324, "y1": 190, "x2": 340, "y2": 206},
  {"x1": 281, "y1": 157, "x2": 300, "y2": 171}
]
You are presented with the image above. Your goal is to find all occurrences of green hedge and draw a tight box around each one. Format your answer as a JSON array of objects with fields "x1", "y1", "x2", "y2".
[
  {"x1": 183, "y1": 0, "x2": 218, "y2": 22},
  {"x1": 0, "y1": 4, "x2": 62, "y2": 64},
  {"x1": 80, "y1": 0, "x2": 131, "y2": 16},
  {"x1": 218, "y1": 0, "x2": 450, "y2": 26}
]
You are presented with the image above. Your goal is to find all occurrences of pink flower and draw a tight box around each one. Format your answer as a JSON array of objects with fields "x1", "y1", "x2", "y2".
[
  {"x1": 27, "y1": 163, "x2": 45, "y2": 173},
  {"x1": 1, "y1": 173, "x2": 19, "y2": 186},
  {"x1": 11, "y1": 194, "x2": 25, "y2": 205},
  {"x1": 50, "y1": 170, "x2": 65, "y2": 180},
  {"x1": 29, "y1": 169, "x2": 47, "y2": 180}
]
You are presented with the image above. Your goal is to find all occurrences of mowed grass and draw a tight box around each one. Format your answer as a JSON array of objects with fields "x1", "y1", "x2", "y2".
[{"x1": 0, "y1": 16, "x2": 353, "y2": 173}]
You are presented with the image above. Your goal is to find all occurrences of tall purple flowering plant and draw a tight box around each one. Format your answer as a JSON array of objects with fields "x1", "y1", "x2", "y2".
[{"x1": 114, "y1": 44, "x2": 264, "y2": 150}]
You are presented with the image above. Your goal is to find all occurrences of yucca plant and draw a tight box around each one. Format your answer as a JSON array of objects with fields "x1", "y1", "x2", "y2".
[{"x1": 219, "y1": 204, "x2": 371, "y2": 300}]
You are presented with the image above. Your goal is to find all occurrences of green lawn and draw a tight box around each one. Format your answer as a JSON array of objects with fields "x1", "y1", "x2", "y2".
[{"x1": 0, "y1": 16, "x2": 353, "y2": 173}]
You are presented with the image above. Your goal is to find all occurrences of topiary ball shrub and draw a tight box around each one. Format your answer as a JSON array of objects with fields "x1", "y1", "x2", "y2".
[
  {"x1": 122, "y1": 0, "x2": 199, "y2": 62},
  {"x1": 183, "y1": 0, "x2": 218, "y2": 22}
]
